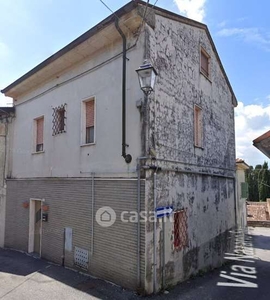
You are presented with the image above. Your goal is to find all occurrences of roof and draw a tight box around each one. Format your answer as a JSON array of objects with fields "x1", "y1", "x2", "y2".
[
  {"x1": 0, "y1": 107, "x2": 15, "y2": 116},
  {"x1": 253, "y1": 130, "x2": 270, "y2": 159},
  {"x1": 236, "y1": 158, "x2": 249, "y2": 169},
  {"x1": 1, "y1": 0, "x2": 237, "y2": 106}
]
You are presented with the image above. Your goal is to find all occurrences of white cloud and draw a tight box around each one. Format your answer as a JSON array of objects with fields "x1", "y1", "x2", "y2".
[
  {"x1": 235, "y1": 101, "x2": 270, "y2": 166},
  {"x1": 217, "y1": 27, "x2": 270, "y2": 52},
  {"x1": 174, "y1": 0, "x2": 207, "y2": 22},
  {"x1": 217, "y1": 20, "x2": 227, "y2": 28}
]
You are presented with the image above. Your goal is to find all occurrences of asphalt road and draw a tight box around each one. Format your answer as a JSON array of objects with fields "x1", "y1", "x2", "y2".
[{"x1": 0, "y1": 227, "x2": 269, "y2": 299}]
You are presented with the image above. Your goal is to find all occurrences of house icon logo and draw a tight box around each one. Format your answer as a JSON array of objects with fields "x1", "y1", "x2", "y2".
[{"x1": 96, "y1": 206, "x2": 116, "y2": 227}]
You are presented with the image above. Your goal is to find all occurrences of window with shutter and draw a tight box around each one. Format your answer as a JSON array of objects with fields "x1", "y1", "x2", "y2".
[
  {"x1": 85, "y1": 99, "x2": 95, "y2": 144},
  {"x1": 36, "y1": 117, "x2": 44, "y2": 152},
  {"x1": 200, "y1": 48, "x2": 210, "y2": 77}
]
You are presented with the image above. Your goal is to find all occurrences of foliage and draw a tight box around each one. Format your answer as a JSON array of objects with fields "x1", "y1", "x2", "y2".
[{"x1": 246, "y1": 161, "x2": 270, "y2": 202}]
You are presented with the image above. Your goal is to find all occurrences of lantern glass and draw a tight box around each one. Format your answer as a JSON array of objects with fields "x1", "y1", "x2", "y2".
[{"x1": 136, "y1": 63, "x2": 157, "y2": 94}]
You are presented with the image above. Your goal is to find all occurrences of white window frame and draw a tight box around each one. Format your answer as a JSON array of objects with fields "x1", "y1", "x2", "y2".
[
  {"x1": 32, "y1": 116, "x2": 45, "y2": 154},
  {"x1": 81, "y1": 96, "x2": 96, "y2": 146}
]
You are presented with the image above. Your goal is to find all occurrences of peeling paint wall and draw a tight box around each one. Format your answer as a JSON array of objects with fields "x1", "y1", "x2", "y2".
[{"x1": 143, "y1": 13, "x2": 236, "y2": 293}]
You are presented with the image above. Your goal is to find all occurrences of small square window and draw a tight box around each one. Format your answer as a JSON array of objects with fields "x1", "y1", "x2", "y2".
[
  {"x1": 200, "y1": 48, "x2": 210, "y2": 77},
  {"x1": 52, "y1": 104, "x2": 66, "y2": 135}
]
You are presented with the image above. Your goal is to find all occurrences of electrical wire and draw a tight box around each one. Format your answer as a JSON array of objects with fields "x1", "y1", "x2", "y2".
[
  {"x1": 134, "y1": 0, "x2": 159, "y2": 45},
  {"x1": 98, "y1": 0, "x2": 133, "y2": 34}
]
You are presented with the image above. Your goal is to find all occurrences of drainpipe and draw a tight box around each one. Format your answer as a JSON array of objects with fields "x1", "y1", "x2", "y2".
[
  {"x1": 153, "y1": 171, "x2": 157, "y2": 293},
  {"x1": 115, "y1": 17, "x2": 132, "y2": 164}
]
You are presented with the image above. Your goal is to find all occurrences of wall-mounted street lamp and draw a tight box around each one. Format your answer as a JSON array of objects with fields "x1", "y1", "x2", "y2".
[{"x1": 136, "y1": 61, "x2": 157, "y2": 95}]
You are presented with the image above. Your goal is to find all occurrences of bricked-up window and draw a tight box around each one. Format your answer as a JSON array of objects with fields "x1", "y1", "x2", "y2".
[
  {"x1": 174, "y1": 209, "x2": 188, "y2": 250},
  {"x1": 36, "y1": 117, "x2": 44, "y2": 152},
  {"x1": 52, "y1": 104, "x2": 66, "y2": 135},
  {"x1": 194, "y1": 105, "x2": 203, "y2": 147},
  {"x1": 85, "y1": 100, "x2": 95, "y2": 144},
  {"x1": 200, "y1": 48, "x2": 210, "y2": 77}
]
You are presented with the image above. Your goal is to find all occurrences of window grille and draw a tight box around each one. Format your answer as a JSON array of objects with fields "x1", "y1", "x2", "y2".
[
  {"x1": 52, "y1": 104, "x2": 66, "y2": 136},
  {"x1": 174, "y1": 209, "x2": 188, "y2": 250}
]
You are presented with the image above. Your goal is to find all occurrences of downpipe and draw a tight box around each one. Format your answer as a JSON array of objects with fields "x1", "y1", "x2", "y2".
[
  {"x1": 115, "y1": 18, "x2": 132, "y2": 164},
  {"x1": 153, "y1": 171, "x2": 157, "y2": 293}
]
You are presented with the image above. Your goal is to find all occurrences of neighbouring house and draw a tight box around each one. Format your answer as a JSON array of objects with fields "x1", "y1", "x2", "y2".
[
  {"x1": 1, "y1": 0, "x2": 237, "y2": 294},
  {"x1": 247, "y1": 200, "x2": 270, "y2": 227},
  {"x1": 0, "y1": 107, "x2": 15, "y2": 248},
  {"x1": 235, "y1": 158, "x2": 249, "y2": 228},
  {"x1": 253, "y1": 130, "x2": 270, "y2": 158}
]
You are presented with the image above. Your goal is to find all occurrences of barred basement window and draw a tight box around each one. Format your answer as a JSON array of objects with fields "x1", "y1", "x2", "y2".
[
  {"x1": 174, "y1": 209, "x2": 188, "y2": 250},
  {"x1": 52, "y1": 104, "x2": 66, "y2": 135}
]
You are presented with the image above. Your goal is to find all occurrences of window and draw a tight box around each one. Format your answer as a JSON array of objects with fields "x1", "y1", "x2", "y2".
[
  {"x1": 200, "y1": 48, "x2": 210, "y2": 77},
  {"x1": 52, "y1": 104, "x2": 66, "y2": 135},
  {"x1": 84, "y1": 99, "x2": 95, "y2": 144},
  {"x1": 35, "y1": 117, "x2": 44, "y2": 152},
  {"x1": 241, "y1": 182, "x2": 249, "y2": 199},
  {"x1": 194, "y1": 105, "x2": 203, "y2": 147},
  {"x1": 174, "y1": 210, "x2": 188, "y2": 250}
]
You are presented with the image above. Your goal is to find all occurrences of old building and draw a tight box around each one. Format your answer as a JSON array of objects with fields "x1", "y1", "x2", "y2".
[
  {"x1": 1, "y1": 1, "x2": 237, "y2": 294},
  {"x1": 0, "y1": 107, "x2": 15, "y2": 248},
  {"x1": 235, "y1": 158, "x2": 249, "y2": 228}
]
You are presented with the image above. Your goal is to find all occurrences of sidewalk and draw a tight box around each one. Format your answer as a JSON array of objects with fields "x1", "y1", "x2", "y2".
[
  {"x1": 0, "y1": 227, "x2": 269, "y2": 299},
  {"x1": 0, "y1": 249, "x2": 138, "y2": 300}
]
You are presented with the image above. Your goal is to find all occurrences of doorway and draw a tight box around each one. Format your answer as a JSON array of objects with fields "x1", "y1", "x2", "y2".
[{"x1": 29, "y1": 199, "x2": 44, "y2": 256}]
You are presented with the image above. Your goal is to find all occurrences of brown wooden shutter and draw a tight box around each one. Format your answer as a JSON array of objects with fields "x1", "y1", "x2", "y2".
[
  {"x1": 86, "y1": 101, "x2": 94, "y2": 128},
  {"x1": 201, "y1": 51, "x2": 209, "y2": 76},
  {"x1": 36, "y1": 118, "x2": 44, "y2": 145}
]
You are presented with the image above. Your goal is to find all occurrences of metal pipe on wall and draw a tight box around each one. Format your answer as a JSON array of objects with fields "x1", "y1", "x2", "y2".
[
  {"x1": 114, "y1": 17, "x2": 132, "y2": 164},
  {"x1": 153, "y1": 171, "x2": 157, "y2": 293}
]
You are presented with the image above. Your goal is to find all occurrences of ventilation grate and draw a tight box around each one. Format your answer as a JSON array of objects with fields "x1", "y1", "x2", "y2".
[{"x1": 74, "y1": 247, "x2": 89, "y2": 270}]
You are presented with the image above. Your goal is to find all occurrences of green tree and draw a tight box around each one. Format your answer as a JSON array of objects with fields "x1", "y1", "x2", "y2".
[{"x1": 258, "y1": 162, "x2": 270, "y2": 201}]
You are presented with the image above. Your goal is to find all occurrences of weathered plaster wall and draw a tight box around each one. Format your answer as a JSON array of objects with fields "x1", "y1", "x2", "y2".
[{"x1": 143, "y1": 13, "x2": 236, "y2": 293}]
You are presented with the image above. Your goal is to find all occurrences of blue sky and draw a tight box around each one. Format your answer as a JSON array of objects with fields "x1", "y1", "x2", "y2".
[{"x1": 0, "y1": 0, "x2": 270, "y2": 167}]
